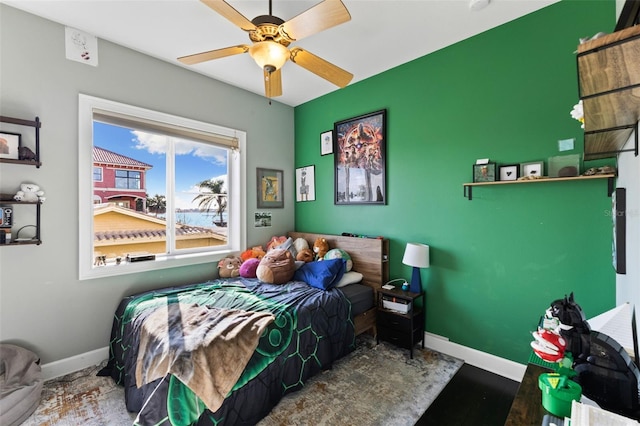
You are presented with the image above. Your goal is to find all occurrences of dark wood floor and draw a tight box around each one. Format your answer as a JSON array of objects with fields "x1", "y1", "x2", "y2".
[{"x1": 416, "y1": 363, "x2": 520, "y2": 425}]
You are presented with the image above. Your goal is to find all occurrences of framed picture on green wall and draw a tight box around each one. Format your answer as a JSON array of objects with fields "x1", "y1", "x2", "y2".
[
  {"x1": 296, "y1": 165, "x2": 315, "y2": 202},
  {"x1": 320, "y1": 130, "x2": 333, "y2": 156},
  {"x1": 473, "y1": 163, "x2": 496, "y2": 182},
  {"x1": 333, "y1": 109, "x2": 386, "y2": 205}
]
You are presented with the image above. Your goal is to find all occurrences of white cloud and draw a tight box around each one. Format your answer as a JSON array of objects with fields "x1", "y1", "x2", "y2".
[{"x1": 132, "y1": 131, "x2": 227, "y2": 165}]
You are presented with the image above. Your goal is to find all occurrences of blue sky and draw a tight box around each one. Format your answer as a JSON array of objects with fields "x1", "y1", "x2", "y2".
[{"x1": 93, "y1": 122, "x2": 228, "y2": 209}]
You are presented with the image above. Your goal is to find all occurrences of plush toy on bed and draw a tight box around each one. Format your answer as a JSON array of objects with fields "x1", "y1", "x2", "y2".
[
  {"x1": 239, "y1": 258, "x2": 260, "y2": 278},
  {"x1": 240, "y1": 246, "x2": 266, "y2": 262},
  {"x1": 13, "y1": 183, "x2": 45, "y2": 203},
  {"x1": 313, "y1": 238, "x2": 329, "y2": 261},
  {"x1": 266, "y1": 235, "x2": 288, "y2": 252},
  {"x1": 218, "y1": 255, "x2": 242, "y2": 278},
  {"x1": 256, "y1": 248, "x2": 295, "y2": 284},
  {"x1": 324, "y1": 248, "x2": 353, "y2": 271},
  {"x1": 296, "y1": 248, "x2": 314, "y2": 263}
]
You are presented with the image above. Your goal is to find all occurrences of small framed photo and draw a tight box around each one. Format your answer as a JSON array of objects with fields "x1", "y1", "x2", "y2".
[
  {"x1": 320, "y1": 130, "x2": 333, "y2": 156},
  {"x1": 473, "y1": 163, "x2": 496, "y2": 182},
  {"x1": 254, "y1": 212, "x2": 272, "y2": 228},
  {"x1": 499, "y1": 164, "x2": 520, "y2": 181},
  {"x1": 257, "y1": 168, "x2": 284, "y2": 208},
  {"x1": 0, "y1": 132, "x2": 21, "y2": 159},
  {"x1": 296, "y1": 165, "x2": 316, "y2": 202},
  {"x1": 521, "y1": 161, "x2": 544, "y2": 178}
]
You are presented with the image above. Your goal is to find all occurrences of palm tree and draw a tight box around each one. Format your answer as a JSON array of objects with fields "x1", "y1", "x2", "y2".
[
  {"x1": 193, "y1": 179, "x2": 227, "y2": 226},
  {"x1": 146, "y1": 194, "x2": 166, "y2": 217}
]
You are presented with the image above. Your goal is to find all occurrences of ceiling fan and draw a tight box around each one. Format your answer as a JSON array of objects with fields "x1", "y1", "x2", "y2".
[{"x1": 178, "y1": 0, "x2": 354, "y2": 98}]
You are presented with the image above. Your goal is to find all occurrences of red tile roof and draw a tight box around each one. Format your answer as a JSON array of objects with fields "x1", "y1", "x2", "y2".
[{"x1": 93, "y1": 146, "x2": 152, "y2": 169}]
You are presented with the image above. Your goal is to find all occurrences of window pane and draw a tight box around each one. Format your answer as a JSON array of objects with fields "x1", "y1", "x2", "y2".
[
  {"x1": 93, "y1": 122, "x2": 166, "y2": 261},
  {"x1": 174, "y1": 138, "x2": 229, "y2": 251}
]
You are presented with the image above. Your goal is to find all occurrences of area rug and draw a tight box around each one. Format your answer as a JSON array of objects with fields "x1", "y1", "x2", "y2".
[
  {"x1": 258, "y1": 338, "x2": 463, "y2": 426},
  {"x1": 22, "y1": 336, "x2": 462, "y2": 426}
]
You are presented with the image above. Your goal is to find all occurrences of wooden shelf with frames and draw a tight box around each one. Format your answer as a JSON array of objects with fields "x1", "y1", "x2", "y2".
[{"x1": 462, "y1": 174, "x2": 615, "y2": 200}]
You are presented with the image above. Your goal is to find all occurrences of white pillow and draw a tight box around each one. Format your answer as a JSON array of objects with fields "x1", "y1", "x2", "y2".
[{"x1": 334, "y1": 271, "x2": 364, "y2": 288}]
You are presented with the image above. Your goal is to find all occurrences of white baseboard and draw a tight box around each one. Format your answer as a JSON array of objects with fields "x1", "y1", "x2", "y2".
[
  {"x1": 424, "y1": 332, "x2": 527, "y2": 383},
  {"x1": 41, "y1": 346, "x2": 109, "y2": 381},
  {"x1": 41, "y1": 335, "x2": 527, "y2": 384}
]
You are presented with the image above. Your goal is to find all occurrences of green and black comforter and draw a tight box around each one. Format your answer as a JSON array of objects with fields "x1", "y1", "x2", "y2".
[{"x1": 100, "y1": 277, "x2": 355, "y2": 425}]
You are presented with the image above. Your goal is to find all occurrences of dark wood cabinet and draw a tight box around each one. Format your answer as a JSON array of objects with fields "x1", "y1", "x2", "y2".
[{"x1": 376, "y1": 287, "x2": 424, "y2": 358}]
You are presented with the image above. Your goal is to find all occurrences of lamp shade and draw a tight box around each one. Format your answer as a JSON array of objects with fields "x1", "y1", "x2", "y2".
[
  {"x1": 249, "y1": 41, "x2": 289, "y2": 72},
  {"x1": 402, "y1": 243, "x2": 430, "y2": 268}
]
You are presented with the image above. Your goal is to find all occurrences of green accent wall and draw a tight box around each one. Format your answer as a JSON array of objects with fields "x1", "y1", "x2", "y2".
[{"x1": 294, "y1": 0, "x2": 617, "y2": 363}]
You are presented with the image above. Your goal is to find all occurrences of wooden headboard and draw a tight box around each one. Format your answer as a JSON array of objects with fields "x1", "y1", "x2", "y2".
[{"x1": 287, "y1": 232, "x2": 389, "y2": 292}]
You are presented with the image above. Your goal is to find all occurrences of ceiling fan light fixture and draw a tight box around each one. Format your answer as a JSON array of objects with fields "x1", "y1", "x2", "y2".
[{"x1": 249, "y1": 41, "x2": 289, "y2": 72}]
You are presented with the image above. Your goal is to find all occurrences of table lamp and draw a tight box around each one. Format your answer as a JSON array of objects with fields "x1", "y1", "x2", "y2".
[{"x1": 402, "y1": 243, "x2": 430, "y2": 293}]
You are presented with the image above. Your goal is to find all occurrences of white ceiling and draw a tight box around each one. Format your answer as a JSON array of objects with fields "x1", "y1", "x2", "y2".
[{"x1": 4, "y1": 0, "x2": 558, "y2": 106}]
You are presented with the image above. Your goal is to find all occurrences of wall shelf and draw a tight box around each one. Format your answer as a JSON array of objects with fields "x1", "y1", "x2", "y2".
[
  {"x1": 462, "y1": 174, "x2": 615, "y2": 200},
  {"x1": 0, "y1": 115, "x2": 43, "y2": 245},
  {"x1": 0, "y1": 115, "x2": 42, "y2": 167},
  {"x1": 577, "y1": 25, "x2": 640, "y2": 160}
]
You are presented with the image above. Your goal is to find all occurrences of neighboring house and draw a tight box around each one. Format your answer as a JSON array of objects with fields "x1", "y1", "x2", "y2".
[
  {"x1": 93, "y1": 204, "x2": 226, "y2": 261},
  {"x1": 93, "y1": 146, "x2": 152, "y2": 211}
]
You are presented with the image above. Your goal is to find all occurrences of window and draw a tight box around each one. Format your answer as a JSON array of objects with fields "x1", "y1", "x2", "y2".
[
  {"x1": 78, "y1": 94, "x2": 245, "y2": 280},
  {"x1": 93, "y1": 166, "x2": 103, "y2": 181},
  {"x1": 115, "y1": 170, "x2": 141, "y2": 189}
]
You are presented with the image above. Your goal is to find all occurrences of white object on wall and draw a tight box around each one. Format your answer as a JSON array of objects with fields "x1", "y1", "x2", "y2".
[{"x1": 65, "y1": 27, "x2": 98, "y2": 66}]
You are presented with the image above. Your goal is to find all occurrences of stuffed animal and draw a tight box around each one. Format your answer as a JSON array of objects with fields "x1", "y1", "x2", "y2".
[
  {"x1": 13, "y1": 183, "x2": 45, "y2": 203},
  {"x1": 313, "y1": 238, "x2": 329, "y2": 261},
  {"x1": 218, "y1": 255, "x2": 242, "y2": 278},
  {"x1": 324, "y1": 248, "x2": 353, "y2": 271},
  {"x1": 239, "y1": 258, "x2": 260, "y2": 278},
  {"x1": 256, "y1": 248, "x2": 295, "y2": 284},
  {"x1": 296, "y1": 248, "x2": 314, "y2": 263},
  {"x1": 18, "y1": 147, "x2": 37, "y2": 161},
  {"x1": 293, "y1": 237, "x2": 309, "y2": 253},
  {"x1": 240, "y1": 246, "x2": 266, "y2": 262},
  {"x1": 266, "y1": 235, "x2": 287, "y2": 252}
]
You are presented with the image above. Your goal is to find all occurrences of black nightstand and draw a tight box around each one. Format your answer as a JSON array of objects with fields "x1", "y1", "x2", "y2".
[{"x1": 376, "y1": 287, "x2": 425, "y2": 358}]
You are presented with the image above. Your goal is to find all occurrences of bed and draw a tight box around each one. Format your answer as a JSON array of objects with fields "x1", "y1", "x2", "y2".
[{"x1": 100, "y1": 232, "x2": 389, "y2": 425}]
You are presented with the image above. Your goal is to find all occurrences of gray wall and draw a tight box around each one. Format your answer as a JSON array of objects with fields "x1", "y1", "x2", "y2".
[{"x1": 0, "y1": 5, "x2": 294, "y2": 364}]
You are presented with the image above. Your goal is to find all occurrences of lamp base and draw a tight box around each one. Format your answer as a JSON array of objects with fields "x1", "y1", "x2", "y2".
[{"x1": 410, "y1": 267, "x2": 422, "y2": 293}]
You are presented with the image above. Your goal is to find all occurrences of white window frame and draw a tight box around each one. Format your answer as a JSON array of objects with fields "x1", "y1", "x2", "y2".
[
  {"x1": 93, "y1": 166, "x2": 103, "y2": 182},
  {"x1": 78, "y1": 94, "x2": 246, "y2": 280}
]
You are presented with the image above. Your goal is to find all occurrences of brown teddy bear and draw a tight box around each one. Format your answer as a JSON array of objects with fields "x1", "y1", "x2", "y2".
[
  {"x1": 313, "y1": 238, "x2": 329, "y2": 261},
  {"x1": 218, "y1": 255, "x2": 242, "y2": 278},
  {"x1": 256, "y1": 248, "x2": 295, "y2": 284}
]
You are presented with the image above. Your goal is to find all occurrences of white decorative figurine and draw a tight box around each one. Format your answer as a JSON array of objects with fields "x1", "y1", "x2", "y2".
[{"x1": 13, "y1": 183, "x2": 46, "y2": 203}]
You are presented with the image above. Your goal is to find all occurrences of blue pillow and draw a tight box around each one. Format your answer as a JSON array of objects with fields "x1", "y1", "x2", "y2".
[{"x1": 293, "y1": 259, "x2": 346, "y2": 290}]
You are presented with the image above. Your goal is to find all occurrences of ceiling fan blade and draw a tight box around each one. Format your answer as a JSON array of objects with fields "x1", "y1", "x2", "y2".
[
  {"x1": 178, "y1": 45, "x2": 249, "y2": 65},
  {"x1": 264, "y1": 68, "x2": 283, "y2": 98},
  {"x1": 290, "y1": 47, "x2": 353, "y2": 87},
  {"x1": 200, "y1": 0, "x2": 256, "y2": 31},
  {"x1": 280, "y1": 0, "x2": 351, "y2": 41}
]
